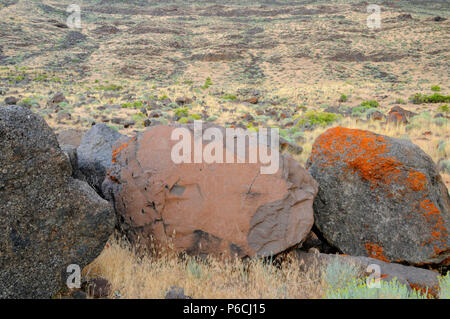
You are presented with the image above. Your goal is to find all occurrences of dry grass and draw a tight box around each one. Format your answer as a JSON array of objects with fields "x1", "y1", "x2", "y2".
[{"x1": 83, "y1": 237, "x2": 328, "y2": 299}]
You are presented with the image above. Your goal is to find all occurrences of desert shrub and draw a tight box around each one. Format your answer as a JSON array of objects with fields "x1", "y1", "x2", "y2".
[
  {"x1": 107, "y1": 124, "x2": 121, "y2": 131},
  {"x1": 187, "y1": 259, "x2": 203, "y2": 279},
  {"x1": 325, "y1": 258, "x2": 361, "y2": 291},
  {"x1": 131, "y1": 112, "x2": 146, "y2": 122},
  {"x1": 433, "y1": 117, "x2": 448, "y2": 126},
  {"x1": 20, "y1": 97, "x2": 39, "y2": 107},
  {"x1": 222, "y1": 94, "x2": 237, "y2": 101},
  {"x1": 326, "y1": 278, "x2": 428, "y2": 299},
  {"x1": 189, "y1": 114, "x2": 202, "y2": 120},
  {"x1": 439, "y1": 273, "x2": 450, "y2": 299},
  {"x1": 297, "y1": 111, "x2": 342, "y2": 127},
  {"x1": 339, "y1": 94, "x2": 348, "y2": 102},
  {"x1": 361, "y1": 100, "x2": 379, "y2": 108},
  {"x1": 410, "y1": 93, "x2": 450, "y2": 104},
  {"x1": 96, "y1": 83, "x2": 123, "y2": 91},
  {"x1": 201, "y1": 77, "x2": 213, "y2": 89},
  {"x1": 439, "y1": 160, "x2": 450, "y2": 174},
  {"x1": 178, "y1": 117, "x2": 189, "y2": 124},
  {"x1": 395, "y1": 98, "x2": 407, "y2": 104},
  {"x1": 121, "y1": 101, "x2": 143, "y2": 109},
  {"x1": 431, "y1": 85, "x2": 441, "y2": 92},
  {"x1": 437, "y1": 104, "x2": 449, "y2": 113},
  {"x1": 352, "y1": 100, "x2": 379, "y2": 117},
  {"x1": 175, "y1": 107, "x2": 189, "y2": 117}
]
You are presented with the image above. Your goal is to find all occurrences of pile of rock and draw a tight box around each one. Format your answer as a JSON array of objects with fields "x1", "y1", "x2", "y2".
[{"x1": 0, "y1": 106, "x2": 115, "y2": 298}]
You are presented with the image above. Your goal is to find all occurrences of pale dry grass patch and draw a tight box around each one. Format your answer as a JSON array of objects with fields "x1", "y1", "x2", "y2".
[{"x1": 84, "y1": 238, "x2": 328, "y2": 299}]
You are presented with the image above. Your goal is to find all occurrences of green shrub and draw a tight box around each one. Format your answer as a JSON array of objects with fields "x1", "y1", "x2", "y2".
[
  {"x1": 438, "y1": 104, "x2": 449, "y2": 113},
  {"x1": 410, "y1": 93, "x2": 450, "y2": 104},
  {"x1": 431, "y1": 85, "x2": 441, "y2": 92},
  {"x1": 175, "y1": 107, "x2": 189, "y2": 117},
  {"x1": 297, "y1": 111, "x2": 342, "y2": 127},
  {"x1": 361, "y1": 100, "x2": 380, "y2": 108},
  {"x1": 20, "y1": 97, "x2": 39, "y2": 107},
  {"x1": 201, "y1": 77, "x2": 213, "y2": 89},
  {"x1": 189, "y1": 114, "x2": 202, "y2": 120},
  {"x1": 395, "y1": 98, "x2": 407, "y2": 104},
  {"x1": 96, "y1": 83, "x2": 123, "y2": 91},
  {"x1": 325, "y1": 258, "x2": 361, "y2": 291},
  {"x1": 122, "y1": 101, "x2": 143, "y2": 109},
  {"x1": 131, "y1": 112, "x2": 146, "y2": 122},
  {"x1": 326, "y1": 278, "x2": 428, "y2": 299},
  {"x1": 222, "y1": 94, "x2": 237, "y2": 101},
  {"x1": 339, "y1": 94, "x2": 348, "y2": 102},
  {"x1": 178, "y1": 117, "x2": 189, "y2": 124}
]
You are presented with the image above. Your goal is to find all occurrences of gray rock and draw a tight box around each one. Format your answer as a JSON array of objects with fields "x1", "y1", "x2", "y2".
[
  {"x1": 296, "y1": 251, "x2": 441, "y2": 297},
  {"x1": 165, "y1": 286, "x2": 192, "y2": 299},
  {"x1": 306, "y1": 127, "x2": 449, "y2": 266},
  {"x1": 4, "y1": 96, "x2": 18, "y2": 105},
  {"x1": 77, "y1": 124, "x2": 124, "y2": 196},
  {"x1": 0, "y1": 106, "x2": 115, "y2": 298},
  {"x1": 57, "y1": 129, "x2": 85, "y2": 148},
  {"x1": 50, "y1": 92, "x2": 66, "y2": 104}
]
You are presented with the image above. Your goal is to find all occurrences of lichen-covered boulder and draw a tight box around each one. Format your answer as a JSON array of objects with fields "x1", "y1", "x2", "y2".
[
  {"x1": 306, "y1": 127, "x2": 449, "y2": 266},
  {"x1": 0, "y1": 106, "x2": 115, "y2": 298},
  {"x1": 103, "y1": 125, "x2": 318, "y2": 258}
]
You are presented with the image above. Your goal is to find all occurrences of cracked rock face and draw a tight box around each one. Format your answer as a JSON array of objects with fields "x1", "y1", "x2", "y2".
[
  {"x1": 306, "y1": 127, "x2": 450, "y2": 266},
  {"x1": 103, "y1": 125, "x2": 318, "y2": 258},
  {"x1": 0, "y1": 106, "x2": 115, "y2": 298}
]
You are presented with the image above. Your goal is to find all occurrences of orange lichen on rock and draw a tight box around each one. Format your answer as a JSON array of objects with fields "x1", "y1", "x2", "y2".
[
  {"x1": 310, "y1": 127, "x2": 432, "y2": 194},
  {"x1": 112, "y1": 137, "x2": 136, "y2": 163},
  {"x1": 310, "y1": 127, "x2": 404, "y2": 189},
  {"x1": 419, "y1": 199, "x2": 448, "y2": 255},
  {"x1": 364, "y1": 242, "x2": 390, "y2": 262},
  {"x1": 404, "y1": 171, "x2": 427, "y2": 191}
]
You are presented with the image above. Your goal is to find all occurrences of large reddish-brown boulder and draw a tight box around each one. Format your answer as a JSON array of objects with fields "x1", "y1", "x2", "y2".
[
  {"x1": 306, "y1": 127, "x2": 449, "y2": 266},
  {"x1": 103, "y1": 125, "x2": 318, "y2": 258}
]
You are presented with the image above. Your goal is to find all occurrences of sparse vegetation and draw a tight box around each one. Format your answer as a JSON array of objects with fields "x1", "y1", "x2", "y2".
[
  {"x1": 95, "y1": 83, "x2": 123, "y2": 91},
  {"x1": 339, "y1": 94, "x2": 348, "y2": 103},
  {"x1": 410, "y1": 93, "x2": 450, "y2": 104},
  {"x1": 431, "y1": 85, "x2": 441, "y2": 92},
  {"x1": 201, "y1": 77, "x2": 213, "y2": 89},
  {"x1": 296, "y1": 111, "x2": 342, "y2": 127}
]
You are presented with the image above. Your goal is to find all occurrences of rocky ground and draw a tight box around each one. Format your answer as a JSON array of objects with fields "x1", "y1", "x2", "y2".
[{"x1": 0, "y1": 0, "x2": 449, "y2": 299}]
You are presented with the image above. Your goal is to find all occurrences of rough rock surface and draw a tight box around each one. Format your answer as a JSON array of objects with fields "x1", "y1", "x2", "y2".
[
  {"x1": 77, "y1": 124, "x2": 124, "y2": 195},
  {"x1": 306, "y1": 127, "x2": 449, "y2": 265},
  {"x1": 296, "y1": 251, "x2": 442, "y2": 297},
  {"x1": 0, "y1": 106, "x2": 115, "y2": 298},
  {"x1": 57, "y1": 129, "x2": 85, "y2": 148},
  {"x1": 103, "y1": 125, "x2": 318, "y2": 258}
]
